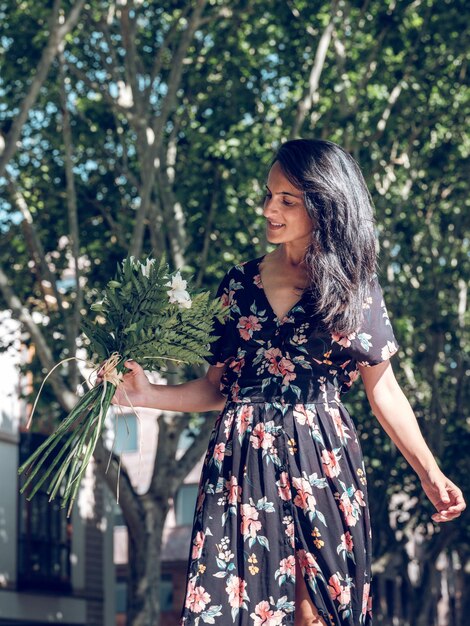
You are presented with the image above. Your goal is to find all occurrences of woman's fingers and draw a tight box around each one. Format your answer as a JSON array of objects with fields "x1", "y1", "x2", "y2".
[
  {"x1": 431, "y1": 486, "x2": 466, "y2": 522},
  {"x1": 123, "y1": 359, "x2": 143, "y2": 374}
]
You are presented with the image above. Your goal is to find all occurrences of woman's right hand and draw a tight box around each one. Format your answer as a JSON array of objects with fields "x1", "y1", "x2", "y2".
[{"x1": 96, "y1": 359, "x2": 151, "y2": 407}]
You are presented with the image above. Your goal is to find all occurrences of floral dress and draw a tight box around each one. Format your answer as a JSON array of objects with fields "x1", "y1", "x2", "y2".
[{"x1": 179, "y1": 254, "x2": 399, "y2": 626}]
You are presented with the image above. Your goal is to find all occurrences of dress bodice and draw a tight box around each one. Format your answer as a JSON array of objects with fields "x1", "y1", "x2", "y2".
[{"x1": 205, "y1": 256, "x2": 399, "y2": 406}]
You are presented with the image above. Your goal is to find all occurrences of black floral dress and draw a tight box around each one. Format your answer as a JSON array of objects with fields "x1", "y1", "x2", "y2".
[{"x1": 179, "y1": 255, "x2": 399, "y2": 626}]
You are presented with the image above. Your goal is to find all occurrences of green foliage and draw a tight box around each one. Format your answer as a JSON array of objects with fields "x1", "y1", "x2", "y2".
[
  {"x1": 82, "y1": 255, "x2": 227, "y2": 366},
  {"x1": 18, "y1": 254, "x2": 226, "y2": 512},
  {"x1": 1, "y1": 0, "x2": 469, "y2": 616}
]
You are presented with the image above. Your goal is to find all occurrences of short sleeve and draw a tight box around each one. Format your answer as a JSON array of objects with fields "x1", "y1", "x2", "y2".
[
  {"x1": 346, "y1": 276, "x2": 400, "y2": 367},
  {"x1": 204, "y1": 268, "x2": 239, "y2": 367}
]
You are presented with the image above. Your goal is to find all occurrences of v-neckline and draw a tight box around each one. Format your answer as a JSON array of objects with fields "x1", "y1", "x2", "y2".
[{"x1": 256, "y1": 254, "x2": 306, "y2": 326}]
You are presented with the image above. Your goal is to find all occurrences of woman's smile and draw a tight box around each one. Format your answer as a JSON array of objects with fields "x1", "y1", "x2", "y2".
[{"x1": 267, "y1": 219, "x2": 285, "y2": 230}]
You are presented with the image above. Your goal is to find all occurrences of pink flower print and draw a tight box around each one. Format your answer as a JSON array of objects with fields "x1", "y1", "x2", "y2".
[
  {"x1": 229, "y1": 356, "x2": 245, "y2": 374},
  {"x1": 381, "y1": 340, "x2": 398, "y2": 361},
  {"x1": 278, "y1": 357, "x2": 296, "y2": 385},
  {"x1": 331, "y1": 331, "x2": 356, "y2": 348},
  {"x1": 213, "y1": 442, "x2": 225, "y2": 463},
  {"x1": 236, "y1": 405, "x2": 254, "y2": 437},
  {"x1": 225, "y1": 574, "x2": 248, "y2": 609},
  {"x1": 250, "y1": 422, "x2": 275, "y2": 450},
  {"x1": 238, "y1": 315, "x2": 262, "y2": 340},
  {"x1": 278, "y1": 554, "x2": 296, "y2": 577},
  {"x1": 226, "y1": 475, "x2": 242, "y2": 506},
  {"x1": 250, "y1": 600, "x2": 284, "y2": 626},
  {"x1": 276, "y1": 471, "x2": 292, "y2": 501},
  {"x1": 191, "y1": 530, "x2": 205, "y2": 560},
  {"x1": 354, "y1": 488, "x2": 366, "y2": 507},
  {"x1": 293, "y1": 405, "x2": 315, "y2": 427},
  {"x1": 339, "y1": 493, "x2": 357, "y2": 527},
  {"x1": 296, "y1": 549, "x2": 320, "y2": 579},
  {"x1": 220, "y1": 291, "x2": 230, "y2": 308},
  {"x1": 341, "y1": 531, "x2": 354, "y2": 553},
  {"x1": 292, "y1": 476, "x2": 317, "y2": 514},
  {"x1": 346, "y1": 368, "x2": 360, "y2": 386},
  {"x1": 321, "y1": 448, "x2": 341, "y2": 478},
  {"x1": 185, "y1": 579, "x2": 211, "y2": 613},
  {"x1": 330, "y1": 407, "x2": 347, "y2": 440},
  {"x1": 253, "y1": 273, "x2": 263, "y2": 289},
  {"x1": 361, "y1": 582, "x2": 371, "y2": 617},
  {"x1": 223, "y1": 408, "x2": 235, "y2": 439},
  {"x1": 230, "y1": 381, "x2": 241, "y2": 402},
  {"x1": 240, "y1": 503, "x2": 262, "y2": 539},
  {"x1": 282, "y1": 515, "x2": 295, "y2": 548},
  {"x1": 328, "y1": 573, "x2": 352, "y2": 606},
  {"x1": 264, "y1": 347, "x2": 283, "y2": 376}
]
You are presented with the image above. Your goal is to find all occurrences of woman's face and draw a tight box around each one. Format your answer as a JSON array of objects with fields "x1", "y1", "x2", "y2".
[{"x1": 263, "y1": 160, "x2": 314, "y2": 246}]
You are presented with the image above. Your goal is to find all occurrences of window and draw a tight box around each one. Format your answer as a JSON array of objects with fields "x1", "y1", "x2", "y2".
[
  {"x1": 160, "y1": 573, "x2": 173, "y2": 611},
  {"x1": 175, "y1": 484, "x2": 198, "y2": 526},
  {"x1": 116, "y1": 579, "x2": 127, "y2": 613},
  {"x1": 113, "y1": 413, "x2": 138, "y2": 453},
  {"x1": 18, "y1": 433, "x2": 72, "y2": 591},
  {"x1": 113, "y1": 500, "x2": 125, "y2": 527},
  {"x1": 115, "y1": 575, "x2": 173, "y2": 614}
]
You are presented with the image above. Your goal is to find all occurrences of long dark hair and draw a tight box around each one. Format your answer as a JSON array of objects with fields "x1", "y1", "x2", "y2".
[{"x1": 272, "y1": 138, "x2": 378, "y2": 336}]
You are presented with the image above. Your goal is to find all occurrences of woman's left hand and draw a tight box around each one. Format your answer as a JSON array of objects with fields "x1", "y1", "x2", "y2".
[{"x1": 420, "y1": 467, "x2": 466, "y2": 523}]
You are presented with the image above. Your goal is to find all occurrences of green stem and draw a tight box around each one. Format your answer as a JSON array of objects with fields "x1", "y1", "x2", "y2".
[
  {"x1": 18, "y1": 386, "x2": 101, "y2": 476},
  {"x1": 61, "y1": 406, "x2": 102, "y2": 501},
  {"x1": 63, "y1": 382, "x2": 116, "y2": 504},
  {"x1": 22, "y1": 426, "x2": 85, "y2": 499}
]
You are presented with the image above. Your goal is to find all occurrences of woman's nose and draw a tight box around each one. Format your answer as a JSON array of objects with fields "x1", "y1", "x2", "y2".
[{"x1": 262, "y1": 196, "x2": 278, "y2": 217}]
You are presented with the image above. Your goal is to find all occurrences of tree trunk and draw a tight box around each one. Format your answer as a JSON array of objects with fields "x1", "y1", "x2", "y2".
[{"x1": 127, "y1": 497, "x2": 169, "y2": 626}]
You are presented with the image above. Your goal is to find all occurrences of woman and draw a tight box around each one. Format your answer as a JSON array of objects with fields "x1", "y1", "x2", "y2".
[{"x1": 107, "y1": 139, "x2": 466, "y2": 625}]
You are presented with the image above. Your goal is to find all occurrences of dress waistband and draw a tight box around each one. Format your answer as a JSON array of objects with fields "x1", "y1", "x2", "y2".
[{"x1": 225, "y1": 388, "x2": 342, "y2": 406}]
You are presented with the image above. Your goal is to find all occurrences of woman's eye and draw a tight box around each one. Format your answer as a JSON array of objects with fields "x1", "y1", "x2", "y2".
[{"x1": 263, "y1": 193, "x2": 295, "y2": 206}]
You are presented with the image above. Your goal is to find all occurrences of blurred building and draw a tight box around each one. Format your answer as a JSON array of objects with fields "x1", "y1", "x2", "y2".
[
  {"x1": 0, "y1": 315, "x2": 202, "y2": 626},
  {"x1": 0, "y1": 318, "x2": 115, "y2": 626},
  {"x1": 112, "y1": 402, "x2": 203, "y2": 626}
]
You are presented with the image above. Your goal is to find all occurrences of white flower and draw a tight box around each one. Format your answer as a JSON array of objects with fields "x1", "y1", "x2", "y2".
[
  {"x1": 166, "y1": 271, "x2": 188, "y2": 291},
  {"x1": 165, "y1": 271, "x2": 192, "y2": 309},
  {"x1": 140, "y1": 258, "x2": 156, "y2": 277}
]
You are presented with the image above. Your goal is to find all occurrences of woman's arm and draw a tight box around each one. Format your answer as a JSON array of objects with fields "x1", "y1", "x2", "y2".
[
  {"x1": 99, "y1": 360, "x2": 228, "y2": 413},
  {"x1": 359, "y1": 360, "x2": 466, "y2": 522}
]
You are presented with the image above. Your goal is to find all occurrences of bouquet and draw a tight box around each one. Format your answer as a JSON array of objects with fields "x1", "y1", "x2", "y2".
[{"x1": 18, "y1": 255, "x2": 227, "y2": 515}]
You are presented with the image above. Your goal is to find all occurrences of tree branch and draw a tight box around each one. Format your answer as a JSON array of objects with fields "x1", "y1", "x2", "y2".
[
  {"x1": 59, "y1": 51, "x2": 82, "y2": 388},
  {"x1": 96, "y1": 15, "x2": 124, "y2": 86},
  {"x1": 195, "y1": 169, "x2": 220, "y2": 288},
  {"x1": 370, "y1": 79, "x2": 407, "y2": 143},
  {"x1": 6, "y1": 176, "x2": 65, "y2": 313},
  {"x1": 0, "y1": 265, "x2": 76, "y2": 411},
  {"x1": 155, "y1": 143, "x2": 188, "y2": 269},
  {"x1": 170, "y1": 413, "x2": 215, "y2": 490},
  {"x1": 128, "y1": 0, "x2": 208, "y2": 258},
  {"x1": 144, "y1": 5, "x2": 192, "y2": 103},
  {"x1": 151, "y1": 0, "x2": 208, "y2": 145},
  {"x1": 120, "y1": 3, "x2": 143, "y2": 115},
  {"x1": 67, "y1": 62, "x2": 130, "y2": 116},
  {"x1": 89, "y1": 198, "x2": 128, "y2": 249},
  {"x1": 0, "y1": 0, "x2": 86, "y2": 178},
  {"x1": 93, "y1": 437, "x2": 145, "y2": 539},
  {"x1": 290, "y1": 1, "x2": 339, "y2": 138}
]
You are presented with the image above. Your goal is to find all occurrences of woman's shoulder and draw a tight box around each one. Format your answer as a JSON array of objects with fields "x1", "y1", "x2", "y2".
[
  {"x1": 226, "y1": 254, "x2": 264, "y2": 277},
  {"x1": 218, "y1": 256, "x2": 262, "y2": 281}
]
